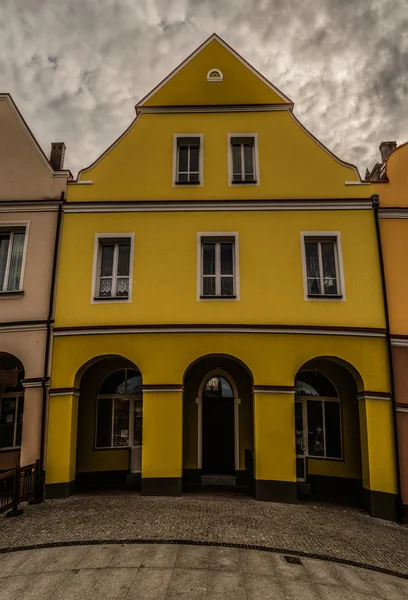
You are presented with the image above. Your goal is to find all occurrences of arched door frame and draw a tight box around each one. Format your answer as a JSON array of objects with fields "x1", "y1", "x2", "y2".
[{"x1": 196, "y1": 368, "x2": 240, "y2": 471}]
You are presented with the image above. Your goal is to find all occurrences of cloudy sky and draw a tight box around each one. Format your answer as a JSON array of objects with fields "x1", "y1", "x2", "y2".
[{"x1": 1, "y1": 0, "x2": 406, "y2": 177}]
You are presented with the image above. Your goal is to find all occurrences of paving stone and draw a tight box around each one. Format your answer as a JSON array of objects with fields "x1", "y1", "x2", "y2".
[
  {"x1": 360, "y1": 569, "x2": 407, "y2": 600},
  {"x1": 207, "y1": 546, "x2": 241, "y2": 571},
  {"x1": 43, "y1": 545, "x2": 92, "y2": 571},
  {"x1": 272, "y1": 554, "x2": 310, "y2": 582},
  {"x1": 240, "y1": 549, "x2": 278, "y2": 575},
  {"x1": 0, "y1": 550, "x2": 32, "y2": 578},
  {"x1": 126, "y1": 567, "x2": 172, "y2": 599},
  {"x1": 13, "y1": 571, "x2": 68, "y2": 600},
  {"x1": 301, "y1": 558, "x2": 341, "y2": 586},
  {"x1": 75, "y1": 545, "x2": 119, "y2": 569},
  {"x1": 13, "y1": 548, "x2": 63, "y2": 574},
  {"x1": 85, "y1": 567, "x2": 137, "y2": 599},
  {"x1": 333, "y1": 563, "x2": 377, "y2": 595},
  {"x1": 142, "y1": 544, "x2": 178, "y2": 568},
  {"x1": 206, "y1": 570, "x2": 246, "y2": 599},
  {"x1": 316, "y1": 583, "x2": 355, "y2": 600},
  {"x1": 52, "y1": 568, "x2": 104, "y2": 600},
  {"x1": 108, "y1": 544, "x2": 147, "y2": 568},
  {"x1": 243, "y1": 572, "x2": 285, "y2": 600},
  {"x1": 281, "y1": 579, "x2": 320, "y2": 600},
  {"x1": 166, "y1": 567, "x2": 208, "y2": 598},
  {"x1": 175, "y1": 544, "x2": 209, "y2": 569},
  {"x1": 0, "y1": 574, "x2": 34, "y2": 600}
]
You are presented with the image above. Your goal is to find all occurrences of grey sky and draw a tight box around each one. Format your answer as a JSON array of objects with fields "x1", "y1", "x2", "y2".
[{"x1": 0, "y1": 0, "x2": 406, "y2": 177}]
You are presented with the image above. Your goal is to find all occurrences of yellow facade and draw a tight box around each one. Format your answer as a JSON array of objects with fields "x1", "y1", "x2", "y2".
[{"x1": 45, "y1": 35, "x2": 398, "y2": 520}]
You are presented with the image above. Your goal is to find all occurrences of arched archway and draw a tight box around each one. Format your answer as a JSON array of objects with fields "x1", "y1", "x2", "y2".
[
  {"x1": 75, "y1": 355, "x2": 142, "y2": 491},
  {"x1": 294, "y1": 356, "x2": 363, "y2": 507},
  {"x1": 183, "y1": 354, "x2": 253, "y2": 491},
  {"x1": 0, "y1": 353, "x2": 25, "y2": 470}
]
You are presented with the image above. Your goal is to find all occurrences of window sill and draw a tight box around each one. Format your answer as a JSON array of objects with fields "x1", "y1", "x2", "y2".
[
  {"x1": 200, "y1": 295, "x2": 237, "y2": 300},
  {"x1": 94, "y1": 296, "x2": 129, "y2": 302},
  {"x1": 307, "y1": 455, "x2": 344, "y2": 462},
  {"x1": 307, "y1": 294, "x2": 343, "y2": 299},
  {"x1": 0, "y1": 291, "x2": 24, "y2": 299},
  {"x1": 94, "y1": 446, "x2": 131, "y2": 451},
  {"x1": 231, "y1": 180, "x2": 257, "y2": 184},
  {"x1": 0, "y1": 446, "x2": 21, "y2": 453},
  {"x1": 175, "y1": 180, "x2": 201, "y2": 185}
]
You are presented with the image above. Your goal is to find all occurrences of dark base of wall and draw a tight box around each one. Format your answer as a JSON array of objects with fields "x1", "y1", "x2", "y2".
[
  {"x1": 141, "y1": 477, "x2": 182, "y2": 496},
  {"x1": 45, "y1": 480, "x2": 75, "y2": 499},
  {"x1": 307, "y1": 475, "x2": 364, "y2": 507},
  {"x1": 363, "y1": 487, "x2": 397, "y2": 522},
  {"x1": 182, "y1": 469, "x2": 253, "y2": 489},
  {"x1": 255, "y1": 479, "x2": 297, "y2": 503},
  {"x1": 403, "y1": 504, "x2": 408, "y2": 524}
]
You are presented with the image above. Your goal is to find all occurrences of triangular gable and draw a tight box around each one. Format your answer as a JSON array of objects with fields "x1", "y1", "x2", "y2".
[{"x1": 137, "y1": 34, "x2": 292, "y2": 109}]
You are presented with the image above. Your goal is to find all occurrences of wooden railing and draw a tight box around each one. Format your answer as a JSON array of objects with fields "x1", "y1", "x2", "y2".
[{"x1": 0, "y1": 460, "x2": 41, "y2": 517}]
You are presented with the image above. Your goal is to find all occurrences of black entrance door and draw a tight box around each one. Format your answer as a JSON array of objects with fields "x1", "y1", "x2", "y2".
[{"x1": 201, "y1": 375, "x2": 235, "y2": 474}]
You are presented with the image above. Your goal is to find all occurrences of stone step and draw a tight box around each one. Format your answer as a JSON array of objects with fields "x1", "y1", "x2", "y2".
[{"x1": 201, "y1": 475, "x2": 236, "y2": 486}]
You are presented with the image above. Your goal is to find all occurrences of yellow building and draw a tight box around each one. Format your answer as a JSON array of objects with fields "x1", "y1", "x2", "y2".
[{"x1": 45, "y1": 35, "x2": 398, "y2": 520}]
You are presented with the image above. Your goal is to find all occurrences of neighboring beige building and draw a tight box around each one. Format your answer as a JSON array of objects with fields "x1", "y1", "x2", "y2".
[{"x1": 0, "y1": 94, "x2": 70, "y2": 477}]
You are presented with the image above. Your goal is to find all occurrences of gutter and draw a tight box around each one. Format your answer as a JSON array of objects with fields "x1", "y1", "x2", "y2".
[
  {"x1": 372, "y1": 193, "x2": 403, "y2": 522},
  {"x1": 38, "y1": 191, "x2": 64, "y2": 499}
]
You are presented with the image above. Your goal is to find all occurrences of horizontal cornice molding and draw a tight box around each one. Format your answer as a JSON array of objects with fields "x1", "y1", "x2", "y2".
[
  {"x1": 391, "y1": 336, "x2": 408, "y2": 348},
  {"x1": 0, "y1": 200, "x2": 62, "y2": 213},
  {"x1": 142, "y1": 384, "x2": 184, "y2": 392},
  {"x1": 396, "y1": 404, "x2": 408, "y2": 413},
  {"x1": 253, "y1": 385, "x2": 295, "y2": 394},
  {"x1": 49, "y1": 387, "x2": 80, "y2": 397},
  {"x1": 138, "y1": 104, "x2": 293, "y2": 114},
  {"x1": 0, "y1": 319, "x2": 50, "y2": 333},
  {"x1": 357, "y1": 391, "x2": 392, "y2": 401},
  {"x1": 22, "y1": 377, "x2": 49, "y2": 389},
  {"x1": 53, "y1": 323, "x2": 386, "y2": 339},
  {"x1": 64, "y1": 198, "x2": 373, "y2": 214},
  {"x1": 379, "y1": 208, "x2": 408, "y2": 219}
]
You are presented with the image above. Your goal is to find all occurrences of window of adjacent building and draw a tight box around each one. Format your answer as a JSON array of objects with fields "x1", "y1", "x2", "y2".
[
  {"x1": 295, "y1": 371, "x2": 342, "y2": 460},
  {"x1": 229, "y1": 135, "x2": 258, "y2": 184},
  {"x1": 302, "y1": 234, "x2": 343, "y2": 298},
  {"x1": 175, "y1": 135, "x2": 202, "y2": 185},
  {"x1": 93, "y1": 235, "x2": 133, "y2": 301},
  {"x1": 199, "y1": 235, "x2": 238, "y2": 298},
  {"x1": 0, "y1": 228, "x2": 26, "y2": 292},
  {"x1": 96, "y1": 368, "x2": 142, "y2": 449}
]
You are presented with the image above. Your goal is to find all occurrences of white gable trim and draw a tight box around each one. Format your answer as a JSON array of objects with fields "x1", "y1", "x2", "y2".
[
  {"x1": 136, "y1": 33, "x2": 293, "y2": 109},
  {"x1": 0, "y1": 94, "x2": 70, "y2": 179}
]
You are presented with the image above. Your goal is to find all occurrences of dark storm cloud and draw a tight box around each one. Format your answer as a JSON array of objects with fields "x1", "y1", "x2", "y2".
[{"x1": 0, "y1": 0, "x2": 406, "y2": 175}]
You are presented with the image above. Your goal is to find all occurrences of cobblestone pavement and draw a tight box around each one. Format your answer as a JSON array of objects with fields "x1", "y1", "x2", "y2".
[
  {"x1": 0, "y1": 492, "x2": 407, "y2": 582},
  {"x1": 1, "y1": 542, "x2": 408, "y2": 599}
]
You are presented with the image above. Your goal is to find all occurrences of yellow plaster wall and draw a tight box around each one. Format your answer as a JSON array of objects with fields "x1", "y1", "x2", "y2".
[
  {"x1": 71, "y1": 112, "x2": 369, "y2": 202},
  {"x1": 55, "y1": 210, "x2": 384, "y2": 330}
]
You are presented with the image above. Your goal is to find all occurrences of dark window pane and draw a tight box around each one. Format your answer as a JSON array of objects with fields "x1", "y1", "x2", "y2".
[
  {"x1": 125, "y1": 371, "x2": 142, "y2": 395},
  {"x1": 0, "y1": 233, "x2": 10, "y2": 290},
  {"x1": 96, "y1": 397, "x2": 113, "y2": 447},
  {"x1": 221, "y1": 277, "x2": 234, "y2": 296},
  {"x1": 99, "y1": 370, "x2": 127, "y2": 395},
  {"x1": 178, "y1": 172, "x2": 188, "y2": 183},
  {"x1": 307, "y1": 278, "x2": 321, "y2": 295},
  {"x1": 134, "y1": 400, "x2": 143, "y2": 445},
  {"x1": 117, "y1": 244, "x2": 130, "y2": 276},
  {"x1": 178, "y1": 146, "x2": 188, "y2": 173},
  {"x1": 116, "y1": 277, "x2": 129, "y2": 297},
  {"x1": 100, "y1": 244, "x2": 114, "y2": 277},
  {"x1": 325, "y1": 402, "x2": 342, "y2": 458},
  {"x1": 189, "y1": 146, "x2": 199, "y2": 173},
  {"x1": 305, "y1": 241, "x2": 321, "y2": 294},
  {"x1": 296, "y1": 458, "x2": 305, "y2": 479},
  {"x1": 202, "y1": 276, "x2": 215, "y2": 296},
  {"x1": 295, "y1": 402, "x2": 304, "y2": 456},
  {"x1": 322, "y1": 242, "x2": 338, "y2": 294},
  {"x1": 0, "y1": 397, "x2": 16, "y2": 448},
  {"x1": 232, "y1": 144, "x2": 242, "y2": 180},
  {"x1": 203, "y1": 243, "x2": 215, "y2": 275},
  {"x1": 113, "y1": 398, "x2": 130, "y2": 446},
  {"x1": 15, "y1": 397, "x2": 24, "y2": 447},
  {"x1": 307, "y1": 400, "x2": 324, "y2": 456},
  {"x1": 189, "y1": 172, "x2": 199, "y2": 183},
  {"x1": 204, "y1": 376, "x2": 233, "y2": 398},
  {"x1": 243, "y1": 144, "x2": 254, "y2": 178},
  {"x1": 220, "y1": 243, "x2": 233, "y2": 275},
  {"x1": 295, "y1": 372, "x2": 337, "y2": 397}
]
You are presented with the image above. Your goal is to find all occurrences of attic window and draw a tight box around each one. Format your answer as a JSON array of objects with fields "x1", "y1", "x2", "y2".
[{"x1": 207, "y1": 69, "x2": 223, "y2": 82}]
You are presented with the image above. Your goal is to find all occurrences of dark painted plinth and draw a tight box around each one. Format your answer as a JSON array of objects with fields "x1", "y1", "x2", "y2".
[
  {"x1": 141, "y1": 477, "x2": 182, "y2": 496},
  {"x1": 403, "y1": 503, "x2": 408, "y2": 524},
  {"x1": 307, "y1": 474, "x2": 364, "y2": 508},
  {"x1": 363, "y1": 487, "x2": 397, "y2": 522},
  {"x1": 45, "y1": 480, "x2": 75, "y2": 499},
  {"x1": 182, "y1": 469, "x2": 202, "y2": 486},
  {"x1": 255, "y1": 479, "x2": 297, "y2": 503},
  {"x1": 75, "y1": 470, "x2": 128, "y2": 492}
]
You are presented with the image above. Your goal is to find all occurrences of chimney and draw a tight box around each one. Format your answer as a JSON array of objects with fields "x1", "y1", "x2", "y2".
[
  {"x1": 50, "y1": 142, "x2": 66, "y2": 171},
  {"x1": 379, "y1": 141, "x2": 397, "y2": 163}
]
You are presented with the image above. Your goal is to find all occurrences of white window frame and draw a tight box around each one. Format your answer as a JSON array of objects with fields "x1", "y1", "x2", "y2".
[
  {"x1": 300, "y1": 231, "x2": 345, "y2": 301},
  {"x1": 0, "y1": 392, "x2": 24, "y2": 450},
  {"x1": 173, "y1": 134, "x2": 204, "y2": 187},
  {"x1": 0, "y1": 222, "x2": 29, "y2": 294},
  {"x1": 197, "y1": 232, "x2": 240, "y2": 301},
  {"x1": 227, "y1": 133, "x2": 260, "y2": 186},
  {"x1": 91, "y1": 233, "x2": 134, "y2": 304}
]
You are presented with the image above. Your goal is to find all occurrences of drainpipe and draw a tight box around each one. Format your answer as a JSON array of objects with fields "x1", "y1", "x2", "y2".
[
  {"x1": 37, "y1": 192, "x2": 65, "y2": 500},
  {"x1": 372, "y1": 194, "x2": 403, "y2": 522}
]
